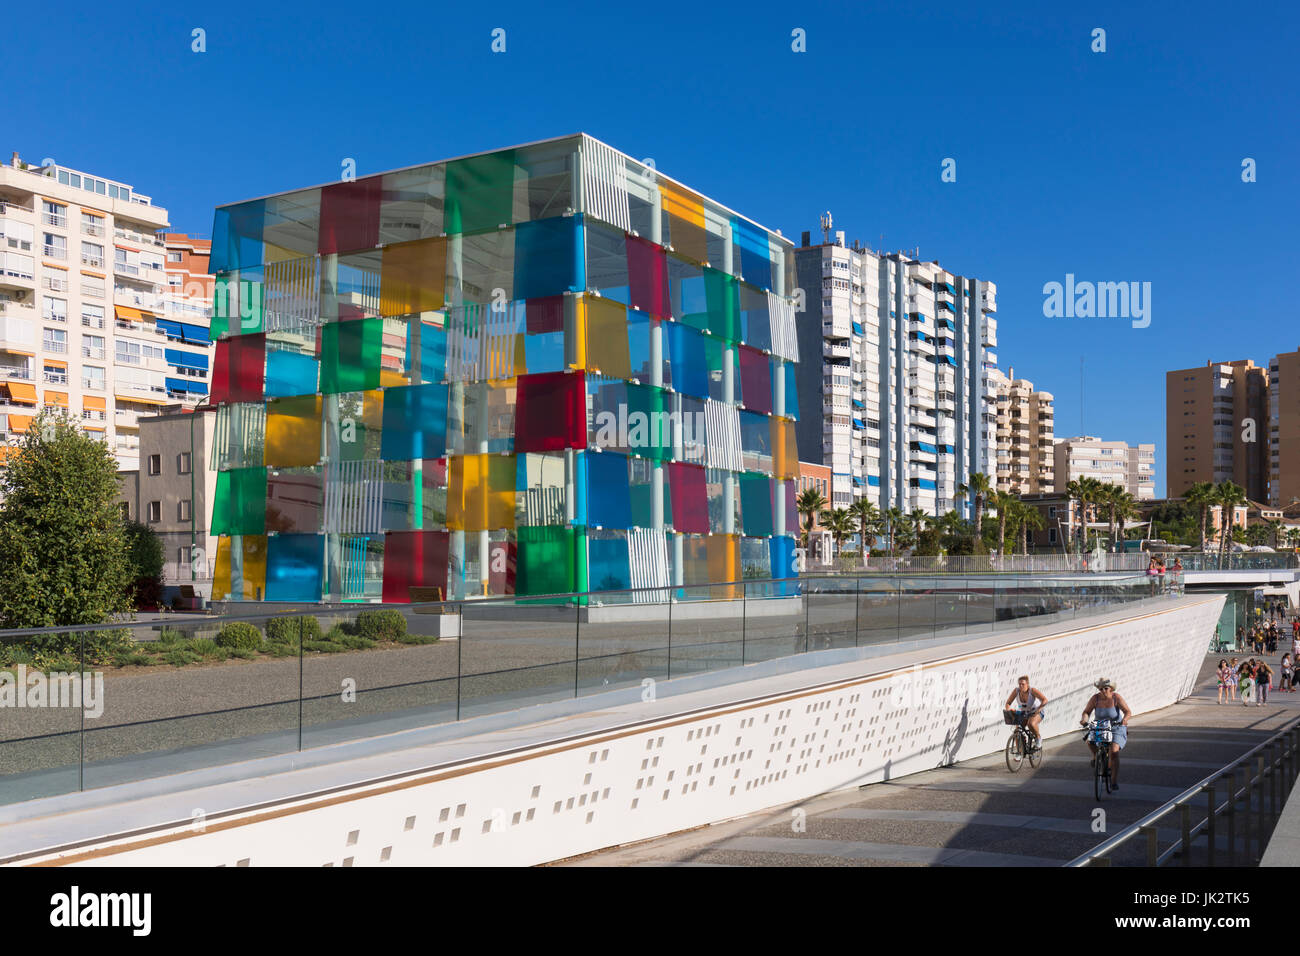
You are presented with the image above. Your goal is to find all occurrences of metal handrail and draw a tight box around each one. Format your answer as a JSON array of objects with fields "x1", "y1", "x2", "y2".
[{"x1": 1068, "y1": 714, "x2": 1300, "y2": 867}]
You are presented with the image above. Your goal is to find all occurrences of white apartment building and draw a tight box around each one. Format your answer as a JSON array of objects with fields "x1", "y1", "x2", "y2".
[
  {"x1": 1053, "y1": 435, "x2": 1156, "y2": 500},
  {"x1": 0, "y1": 153, "x2": 212, "y2": 469},
  {"x1": 989, "y1": 367, "x2": 1055, "y2": 495},
  {"x1": 794, "y1": 224, "x2": 999, "y2": 517}
]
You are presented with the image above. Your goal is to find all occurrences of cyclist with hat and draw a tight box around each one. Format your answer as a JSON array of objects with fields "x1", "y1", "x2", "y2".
[{"x1": 1080, "y1": 678, "x2": 1131, "y2": 791}]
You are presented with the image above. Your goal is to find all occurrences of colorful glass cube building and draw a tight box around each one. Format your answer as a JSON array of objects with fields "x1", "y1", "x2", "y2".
[{"x1": 206, "y1": 134, "x2": 801, "y2": 603}]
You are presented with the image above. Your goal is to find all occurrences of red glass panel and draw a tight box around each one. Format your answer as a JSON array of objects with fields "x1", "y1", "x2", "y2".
[
  {"x1": 318, "y1": 177, "x2": 383, "y2": 255},
  {"x1": 738, "y1": 345, "x2": 772, "y2": 414},
  {"x1": 515, "y1": 370, "x2": 585, "y2": 452},
  {"x1": 669, "y1": 462, "x2": 709, "y2": 534},
  {"x1": 626, "y1": 235, "x2": 669, "y2": 319},
  {"x1": 381, "y1": 530, "x2": 451, "y2": 603},
  {"x1": 526, "y1": 295, "x2": 565, "y2": 334},
  {"x1": 211, "y1": 333, "x2": 265, "y2": 405}
]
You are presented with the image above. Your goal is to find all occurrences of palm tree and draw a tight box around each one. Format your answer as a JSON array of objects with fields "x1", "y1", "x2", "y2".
[
  {"x1": 884, "y1": 506, "x2": 905, "y2": 554},
  {"x1": 1266, "y1": 518, "x2": 1284, "y2": 549},
  {"x1": 1287, "y1": 527, "x2": 1300, "y2": 551},
  {"x1": 847, "y1": 498, "x2": 881, "y2": 565},
  {"x1": 819, "y1": 507, "x2": 855, "y2": 563},
  {"x1": 1113, "y1": 490, "x2": 1140, "y2": 547},
  {"x1": 991, "y1": 490, "x2": 1014, "y2": 555},
  {"x1": 955, "y1": 472, "x2": 993, "y2": 540},
  {"x1": 1213, "y1": 481, "x2": 1248, "y2": 562},
  {"x1": 1065, "y1": 476, "x2": 1104, "y2": 552},
  {"x1": 1184, "y1": 481, "x2": 1215, "y2": 552},
  {"x1": 1016, "y1": 502, "x2": 1044, "y2": 554},
  {"x1": 795, "y1": 487, "x2": 827, "y2": 551}
]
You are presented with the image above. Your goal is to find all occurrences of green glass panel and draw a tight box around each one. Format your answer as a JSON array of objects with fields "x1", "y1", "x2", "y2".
[
  {"x1": 702, "y1": 267, "x2": 740, "y2": 344},
  {"x1": 516, "y1": 524, "x2": 586, "y2": 598},
  {"x1": 320, "y1": 318, "x2": 382, "y2": 394},
  {"x1": 212, "y1": 467, "x2": 267, "y2": 536},
  {"x1": 626, "y1": 383, "x2": 672, "y2": 461},
  {"x1": 445, "y1": 151, "x2": 517, "y2": 235}
]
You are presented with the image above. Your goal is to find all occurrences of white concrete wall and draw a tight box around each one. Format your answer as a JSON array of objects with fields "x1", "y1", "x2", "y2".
[{"x1": 24, "y1": 596, "x2": 1222, "y2": 867}]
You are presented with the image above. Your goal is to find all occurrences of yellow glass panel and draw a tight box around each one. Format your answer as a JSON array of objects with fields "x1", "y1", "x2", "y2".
[
  {"x1": 659, "y1": 183, "x2": 706, "y2": 228},
  {"x1": 447, "y1": 453, "x2": 516, "y2": 531},
  {"x1": 568, "y1": 295, "x2": 586, "y2": 371},
  {"x1": 241, "y1": 535, "x2": 268, "y2": 600},
  {"x1": 213, "y1": 537, "x2": 232, "y2": 600},
  {"x1": 706, "y1": 533, "x2": 739, "y2": 599},
  {"x1": 584, "y1": 295, "x2": 631, "y2": 379},
  {"x1": 770, "y1": 416, "x2": 798, "y2": 480},
  {"x1": 380, "y1": 236, "x2": 447, "y2": 317},
  {"x1": 262, "y1": 241, "x2": 300, "y2": 264},
  {"x1": 264, "y1": 395, "x2": 322, "y2": 467}
]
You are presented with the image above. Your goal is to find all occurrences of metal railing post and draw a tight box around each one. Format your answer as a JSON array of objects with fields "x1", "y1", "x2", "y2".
[
  {"x1": 1226, "y1": 770, "x2": 1237, "y2": 866},
  {"x1": 1143, "y1": 825, "x2": 1158, "y2": 866},
  {"x1": 741, "y1": 583, "x2": 747, "y2": 665},
  {"x1": 666, "y1": 589, "x2": 673, "y2": 681},
  {"x1": 1180, "y1": 804, "x2": 1191, "y2": 866},
  {"x1": 1206, "y1": 783, "x2": 1216, "y2": 866}
]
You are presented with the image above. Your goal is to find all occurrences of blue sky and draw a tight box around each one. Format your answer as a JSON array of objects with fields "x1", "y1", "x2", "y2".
[{"x1": 8, "y1": 0, "x2": 1296, "y2": 496}]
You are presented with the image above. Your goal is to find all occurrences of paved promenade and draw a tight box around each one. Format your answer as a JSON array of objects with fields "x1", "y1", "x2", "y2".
[{"x1": 565, "y1": 646, "x2": 1300, "y2": 866}]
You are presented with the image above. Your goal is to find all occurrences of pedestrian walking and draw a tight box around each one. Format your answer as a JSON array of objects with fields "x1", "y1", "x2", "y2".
[
  {"x1": 1239, "y1": 659, "x2": 1255, "y2": 705},
  {"x1": 1226, "y1": 657, "x2": 1239, "y2": 700},
  {"x1": 1256, "y1": 659, "x2": 1273, "y2": 706},
  {"x1": 1282, "y1": 654, "x2": 1293, "y2": 694},
  {"x1": 1217, "y1": 659, "x2": 1232, "y2": 704}
]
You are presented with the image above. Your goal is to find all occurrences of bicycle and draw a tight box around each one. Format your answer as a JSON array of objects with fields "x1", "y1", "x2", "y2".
[
  {"x1": 1003, "y1": 709, "x2": 1043, "y2": 772},
  {"x1": 1084, "y1": 719, "x2": 1116, "y2": 799}
]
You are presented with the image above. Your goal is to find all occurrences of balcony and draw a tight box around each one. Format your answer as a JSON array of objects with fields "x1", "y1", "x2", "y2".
[
  {"x1": 81, "y1": 220, "x2": 105, "y2": 238},
  {"x1": 42, "y1": 244, "x2": 67, "y2": 261},
  {"x1": 42, "y1": 371, "x2": 67, "y2": 385},
  {"x1": 0, "y1": 299, "x2": 34, "y2": 318},
  {"x1": 113, "y1": 228, "x2": 166, "y2": 249},
  {"x1": 81, "y1": 254, "x2": 104, "y2": 269}
]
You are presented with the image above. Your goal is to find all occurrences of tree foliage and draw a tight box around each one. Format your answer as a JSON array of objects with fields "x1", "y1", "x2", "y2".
[{"x1": 0, "y1": 411, "x2": 132, "y2": 628}]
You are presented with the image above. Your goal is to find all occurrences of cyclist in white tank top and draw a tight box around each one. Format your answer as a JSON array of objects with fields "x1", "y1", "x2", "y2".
[{"x1": 1003, "y1": 675, "x2": 1048, "y2": 749}]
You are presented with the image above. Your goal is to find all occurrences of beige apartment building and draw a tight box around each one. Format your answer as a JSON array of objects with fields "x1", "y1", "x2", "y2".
[
  {"x1": 989, "y1": 367, "x2": 1054, "y2": 495},
  {"x1": 1269, "y1": 348, "x2": 1300, "y2": 508},
  {"x1": 0, "y1": 152, "x2": 212, "y2": 470},
  {"x1": 1054, "y1": 436, "x2": 1155, "y2": 500},
  {"x1": 1165, "y1": 359, "x2": 1269, "y2": 500}
]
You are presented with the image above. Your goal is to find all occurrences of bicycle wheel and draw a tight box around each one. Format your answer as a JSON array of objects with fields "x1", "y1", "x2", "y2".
[
  {"x1": 1005, "y1": 731, "x2": 1024, "y2": 772},
  {"x1": 1028, "y1": 734, "x2": 1043, "y2": 769},
  {"x1": 1094, "y1": 750, "x2": 1106, "y2": 801}
]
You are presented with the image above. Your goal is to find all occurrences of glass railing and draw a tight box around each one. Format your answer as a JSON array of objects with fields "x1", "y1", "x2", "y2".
[
  {"x1": 811, "y1": 552, "x2": 1300, "y2": 574},
  {"x1": 0, "y1": 573, "x2": 1183, "y2": 806}
]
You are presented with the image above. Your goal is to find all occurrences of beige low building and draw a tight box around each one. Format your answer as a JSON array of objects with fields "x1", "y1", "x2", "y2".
[
  {"x1": 1054, "y1": 435, "x2": 1155, "y2": 500},
  {"x1": 117, "y1": 405, "x2": 217, "y2": 595}
]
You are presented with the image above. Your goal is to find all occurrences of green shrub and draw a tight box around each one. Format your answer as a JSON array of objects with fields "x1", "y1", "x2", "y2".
[
  {"x1": 228, "y1": 647, "x2": 258, "y2": 660},
  {"x1": 392, "y1": 633, "x2": 439, "y2": 645},
  {"x1": 156, "y1": 628, "x2": 185, "y2": 646},
  {"x1": 31, "y1": 651, "x2": 79, "y2": 672},
  {"x1": 112, "y1": 651, "x2": 155, "y2": 668},
  {"x1": 264, "y1": 642, "x2": 297, "y2": 658},
  {"x1": 322, "y1": 624, "x2": 349, "y2": 643},
  {"x1": 303, "y1": 639, "x2": 347, "y2": 653},
  {"x1": 354, "y1": 609, "x2": 407, "y2": 642},
  {"x1": 266, "y1": 615, "x2": 321, "y2": 644},
  {"x1": 215, "y1": 621, "x2": 263, "y2": 651},
  {"x1": 187, "y1": 637, "x2": 227, "y2": 661},
  {"x1": 162, "y1": 648, "x2": 201, "y2": 667},
  {"x1": 338, "y1": 634, "x2": 377, "y2": 650}
]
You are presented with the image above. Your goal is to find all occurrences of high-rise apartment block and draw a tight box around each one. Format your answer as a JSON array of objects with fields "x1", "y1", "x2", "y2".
[
  {"x1": 793, "y1": 225, "x2": 998, "y2": 516},
  {"x1": 1165, "y1": 359, "x2": 1268, "y2": 500},
  {"x1": 989, "y1": 367, "x2": 1054, "y2": 495},
  {"x1": 1054, "y1": 436, "x2": 1155, "y2": 499},
  {"x1": 1269, "y1": 348, "x2": 1300, "y2": 508},
  {"x1": 205, "y1": 134, "x2": 801, "y2": 603},
  {"x1": 0, "y1": 153, "x2": 212, "y2": 468}
]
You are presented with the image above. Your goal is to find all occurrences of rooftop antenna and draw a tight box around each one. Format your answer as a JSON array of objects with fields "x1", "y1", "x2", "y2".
[
  {"x1": 820, "y1": 211, "x2": 833, "y2": 244},
  {"x1": 1080, "y1": 355, "x2": 1084, "y2": 435}
]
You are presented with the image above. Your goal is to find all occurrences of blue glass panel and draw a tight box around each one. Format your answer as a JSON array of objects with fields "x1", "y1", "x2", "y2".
[
  {"x1": 769, "y1": 535, "x2": 797, "y2": 582},
  {"x1": 587, "y1": 533, "x2": 631, "y2": 592},
  {"x1": 406, "y1": 320, "x2": 447, "y2": 383},
  {"x1": 918, "y1": 479, "x2": 936, "y2": 490},
  {"x1": 265, "y1": 533, "x2": 324, "y2": 601},
  {"x1": 585, "y1": 450, "x2": 632, "y2": 530},
  {"x1": 265, "y1": 349, "x2": 320, "y2": 398},
  {"x1": 783, "y1": 363, "x2": 798, "y2": 421},
  {"x1": 739, "y1": 473, "x2": 772, "y2": 536},
  {"x1": 665, "y1": 321, "x2": 709, "y2": 399},
  {"x1": 731, "y1": 218, "x2": 771, "y2": 289},
  {"x1": 513, "y1": 215, "x2": 584, "y2": 300},
  {"x1": 380, "y1": 383, "x2": 449, "y2": 461},
  {"x1": 211, "y1": 200, "x2": 265, "y2": 274}
]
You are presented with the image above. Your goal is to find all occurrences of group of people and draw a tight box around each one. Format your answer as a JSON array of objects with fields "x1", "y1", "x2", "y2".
[
  {"x1": 1218, "y1": 656, "x2": 1282, "y2": 704},
  {"x1": 1144, "y1": 556, "x2": 1184, "y2": 594},
  {"x1": 1235, "y1": 619, "x2": 1296, "y2": 655}
]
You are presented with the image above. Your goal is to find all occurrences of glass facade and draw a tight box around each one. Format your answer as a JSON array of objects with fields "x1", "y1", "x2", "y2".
[{"x1": 207, "y1": 134, "x2": 801, "y2": 602}]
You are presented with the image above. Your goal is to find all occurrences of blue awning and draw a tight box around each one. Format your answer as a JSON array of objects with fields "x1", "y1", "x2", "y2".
[
  {"x1": 867, "y1": 475, "x2": 880, "y2": 487},
  {"x1": 917, "y1": 479, "x2": 936, "y2": 490},
  {"x1": 155, "y1": 318, "x2": 184, "y2": 338},
  {"x1": 165, "y1": 348, "x2": 209, "y2": 370},
  {"x1": 852, "y1": 399, "x2": 865, "y2": 409},
  {"x1": 179, "y1": 322, "x2": 210, "y2": 344},
  {"x1": 853, "y1": 418, "x2": 865, "y2": 428},
  {"x1": 166, "y1": 377, "x2": 208, "y2": 395},
  {"x1": 852, "y1": 322, "x2": 863, "y2": 335}
]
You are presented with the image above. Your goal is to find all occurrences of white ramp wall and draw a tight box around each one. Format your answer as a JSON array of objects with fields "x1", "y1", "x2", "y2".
[{"x1": 22, "y1": 595, "x2": 1222, "y2": 867}]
